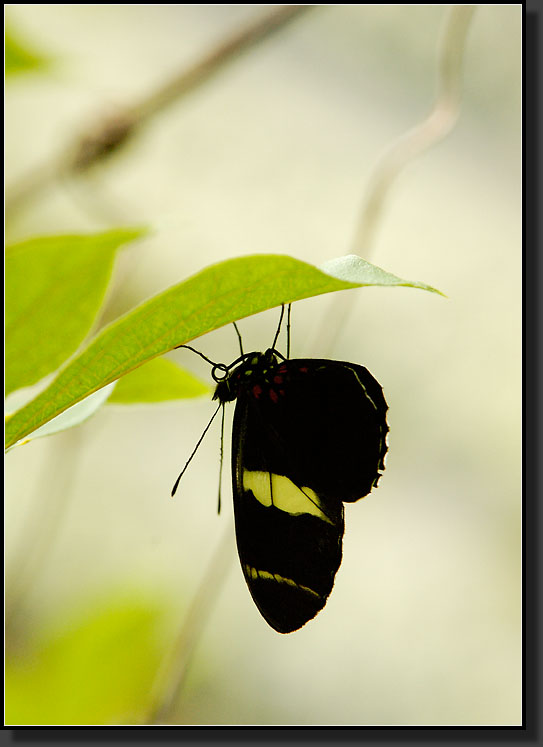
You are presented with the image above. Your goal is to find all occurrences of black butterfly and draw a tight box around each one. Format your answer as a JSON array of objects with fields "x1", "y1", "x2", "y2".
[{"x1": 173, "y1": 305, "x2": 388, "y2": 633}]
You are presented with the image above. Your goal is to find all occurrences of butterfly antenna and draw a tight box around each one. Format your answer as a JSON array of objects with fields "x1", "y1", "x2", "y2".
[
  {"x1": 286, "y1": 303, "x2": 292, "y2": 359},
  {"x1": 232, "y1": 322, "x2": 244, "y2": 356},
  {"x1": 271, "y1": 304, "x2": 285, "y2": 351},
  {"x1": 175, "y1": 344, "x2": 219, "y2": 368},
  {"x1": 171, "y1": 402, "x2": 222, "y2": 497},
  {"x1": 217, "y1": 405, "x2": 226, "y2": 514}
]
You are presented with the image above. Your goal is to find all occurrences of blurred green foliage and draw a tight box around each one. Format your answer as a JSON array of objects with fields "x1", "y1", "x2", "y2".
[
  {"x1": 109, "y1": 357, "x2": 209, "y2": 404},
  {"x1": 5, "y1": 229, "x2": 146, "y2": 395},
  {"x1": 5, "y1": 591, "x2": 170, "y2": 725},
  {"x1": 5, "y1": 23, "x2": 51, "y2": 76}
]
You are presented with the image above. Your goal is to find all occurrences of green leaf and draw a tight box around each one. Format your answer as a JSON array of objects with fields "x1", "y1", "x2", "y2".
[
  {"x1": 5, "y1": 384, "x2": 117, "y2": 450},
  {"x1": 320, "y1": 254, "x2": 446, "y2": 295},
  {"x1": 108, "y1": 358, "x2": 209, "y2": 404},
  {"x1": 5, "y1": 228, "x2": 147, "y2": 397},
  {"x1": 5, "y1": 24, "x2": 51, "y2": 76},
  {"x1": 5, "y1": 253, "x2": 442, "y2": 449},
  {"x1": 5, "y1": 592, "x2": 167, "y2": 725}
]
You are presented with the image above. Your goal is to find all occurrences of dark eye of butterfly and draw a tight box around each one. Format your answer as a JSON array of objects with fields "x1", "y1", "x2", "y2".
[{"x1": 212, "y1": 348, "x2": 388, "y2": 634}]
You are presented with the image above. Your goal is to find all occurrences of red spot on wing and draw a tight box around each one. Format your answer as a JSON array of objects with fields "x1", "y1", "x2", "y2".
[
  {"x1": 269, "y1": 389, "x2": 279, "y2": 403},
  {"x1": 252, "y1": 384, "x2": 263, "y2": 399}
]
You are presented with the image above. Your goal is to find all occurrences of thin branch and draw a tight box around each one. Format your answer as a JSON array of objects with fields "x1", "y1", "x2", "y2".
[
  {"x1": 6, "y1": 5, "x2": 314, "y2": 215},
  {"x1": 134, "y1": 5, "x2": 313, "y2": 123},
  {"x1": 143, "y1": 526, "x2": 234, "y2": 725},
  {"x1": 350, "y1": 5, "x2": 477, "y2": 256},
  {"x1": 5, "y1": 428, "x2": 83, "y2": 645},
  {"x1": 311, "y1": 5, "x2": 476, "y2": 358}
]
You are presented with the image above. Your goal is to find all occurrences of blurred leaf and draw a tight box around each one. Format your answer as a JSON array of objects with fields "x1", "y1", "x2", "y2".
[
  {"x1": 5, "y1": 253, "x2": 442, "y2": 448},
  {"x1": 5, "y1": 24, "x2": 51, "y2": 76},
  {"x1": 5, "y1": 593, "x2": 168, "y2": 726},
  {"x1": 5, "y1": 384, "x2": 117, "y2": 450},
  {"x1": 108, "y1": 358, "x2": 209, "y2": 404},
  {"x1": 5, "y1": 228, "x2": 147, "y2": 397},
  {"x1": 4, "y1": 358, "x2": 208, "y2": 449}
]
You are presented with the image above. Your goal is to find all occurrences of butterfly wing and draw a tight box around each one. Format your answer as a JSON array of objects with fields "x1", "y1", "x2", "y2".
[{"x1": 231, "y1": 358, "x2": 388, "y2": 633}]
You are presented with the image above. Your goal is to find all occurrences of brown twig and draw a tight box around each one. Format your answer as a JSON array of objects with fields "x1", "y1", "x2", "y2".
[{"x1": 6, "y1": 5, "x2": 314, "y2": 215}]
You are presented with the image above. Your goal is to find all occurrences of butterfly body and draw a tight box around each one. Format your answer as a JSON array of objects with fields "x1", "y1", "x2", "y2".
[{"x1": 213, "y1": 349, "x2": 388, "y2": 633}]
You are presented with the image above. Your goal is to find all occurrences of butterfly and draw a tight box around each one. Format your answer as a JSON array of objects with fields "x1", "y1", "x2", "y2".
[{"x1": 173, "y1": 305, "x2": 388, "y2": 633}]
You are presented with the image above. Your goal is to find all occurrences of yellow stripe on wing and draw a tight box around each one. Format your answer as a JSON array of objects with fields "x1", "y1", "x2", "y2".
[
  {"x1": 242, "y1": 564, "x2": 323, "y2": 600},
  {"x1": 242, "y1": 470, "x2": 334, "y2": 524}
]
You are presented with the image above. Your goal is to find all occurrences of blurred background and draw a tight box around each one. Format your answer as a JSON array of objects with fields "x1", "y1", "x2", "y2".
[{"x1": 5, "y1": 4, "x2": 521, "y2": 726}]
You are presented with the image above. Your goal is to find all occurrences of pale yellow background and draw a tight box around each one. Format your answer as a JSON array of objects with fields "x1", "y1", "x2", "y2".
[{"x1": 5, "y1": 4, "x2": 521, "y2": 725}]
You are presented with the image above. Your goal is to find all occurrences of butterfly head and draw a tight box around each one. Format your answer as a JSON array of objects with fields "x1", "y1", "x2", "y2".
[{"x1": 212, "y1": 349, "x2": 283, "y2": 404}]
